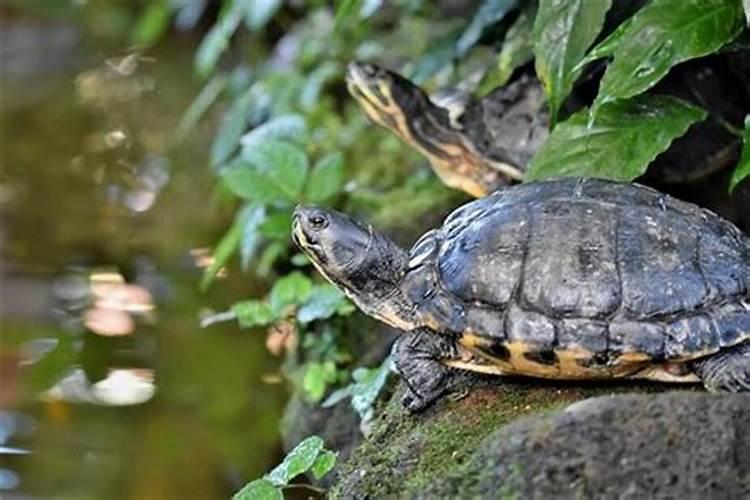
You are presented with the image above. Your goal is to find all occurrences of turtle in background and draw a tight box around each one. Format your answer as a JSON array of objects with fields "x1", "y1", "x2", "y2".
[
  {"x1": 293, "y1": 177, "x2": 750, "y2": 412},
  {"x1": 346, "y1": 60, "x2": 746, "y2": 197},
  {"x1": 346, "y1": 62, "x2": 549, "y2": 197}
]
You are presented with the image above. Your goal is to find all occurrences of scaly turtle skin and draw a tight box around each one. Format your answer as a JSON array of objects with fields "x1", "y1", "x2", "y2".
[
  {"x1": 293, "y1": 178, "x2": 750, "y2": 412},
  {"x1": 346, "y1": 62, "x2": 548, "y2": 197},
  {"x1": 347, "y1": 60, "x2": 746, "y2": 196}
]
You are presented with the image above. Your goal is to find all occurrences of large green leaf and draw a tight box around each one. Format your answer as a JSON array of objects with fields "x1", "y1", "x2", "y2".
[
  {"x1": 304, "y1": 152, "x2": 344, "y2": 203},
  {"x1": 533, "y1": 0, "x2": 612, "y2": 127},
  {"x1": 221, "y1": 160, "x2": 288, "y2": 203},
  {"x1": 730, "y1": 116, "x2": 750, "y2": 192},
  {"x1": 526, "y1": 95, "x2": 707, "y2": 182},
  {"x1": 477, "y1": 3, "x2": 536, "y2": 95},
  {"x1": 242, "y1": 140, "x2": 309, "y2": 201},
  {"x1": 266, "y1": 436, "x2": 325, "y2": 486},
  {"x1": 233, "y1": 479, "x2": 282, "y2": 500},
  {"x1": 592, "y1": 0, "x2": 744, "y2": 115}
]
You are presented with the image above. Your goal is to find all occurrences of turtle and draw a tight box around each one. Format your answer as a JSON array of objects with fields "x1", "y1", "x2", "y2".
[
  {"x1": 292, "y1": 177, "x2": 750, "y2": 412},
  {"x1": 346, "y1": 61, "x2": 549, "y2": 197},
  {"x1": 346, "y1": 60, "x2": 746, "y2": 196}
]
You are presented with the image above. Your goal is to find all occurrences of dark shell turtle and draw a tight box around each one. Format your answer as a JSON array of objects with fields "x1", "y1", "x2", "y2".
[
  {"x1": 293, "y1": 178, "x2": 750, "y2": 411},
  {"x1": 346, "y1": 60, "x2": 746, "y2": 197}
]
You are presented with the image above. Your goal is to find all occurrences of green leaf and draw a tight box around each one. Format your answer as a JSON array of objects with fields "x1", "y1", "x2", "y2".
[
  {"x1": 533, "y1": 0, "x2": 612, "y2": 127},
  {"x1": 456, "y1": 0, "x2": 518, "y2": 57},
  {"x1": 302, "y1": 361, "x2": 338, "y2": 402},
  {"x1": 232, "y1": 300, "x2": 276, "y2": 328},
  {"x1": 304, "y1": 153, "x2": 344, "y2": 203},
  {"x1": 131, "y1": 0, "x2": 171, "y2": 47},
  {"x1": 200, "y1": 213, "x2": 246, "y2": 291},
  {"x1": 299, "y1": 62, "x2": 340, "y2": 111},
  {"x1": 256, "y1": 241, "x2": 286, "y2": 278},
  {"x1": 744, "y1": 0, "x2": 750, "y2": 25},
  {"x1": 266, "y1": 436, "x2": 325, "y2": 486},
  {"x1": 233, "y1": 479, "x2": 282, "y2": 500},
  {"x1": 239, "y1": 204, "x2": 267, "y2": 270},
  {"x1": 210, "y1": 88, "x2": 257, "y2": 169},
  {"x1": 269, "y1": 272, "x2": 313, "y2": 313},
  {"x1": 322, "y1": 358, "x2": 392, "y2": 424},
  {"x1": 291, "y1": 253, "x2": 311, "y2": 267},
  {"x1": 477, "y1": 3, "x2": 536, "y2": 95},
  {"x1": 730, "y1": 116, "x2": 750, "y2": 192},
  {"x1": 526, "y1": 95, "x2": 707, "y2": 182},
  {"x1": 410, "y1": 26, "x2": 464, "y2": 83},
  {"x1": 221, "y1": 159, "x2": 288, "y2": 203},
  {"x1": 176, "y1": 73, "x2": 228, "y2": 143},
  {"x1": 258, "y1": 211, "x2": 293, "y2": 239},
  {"x1": 335, "y1": 0, "x2": 359, "y2": 26},
  {"x1": 242, "y1": 140, "x2": 309, "y2": 201},
  {"x1": 244, "y1": 0, "x2": 282, "y2": 31},
  {"x1": 297, "y1": 285, "x2": 350, "y2": 323},
  {"x1": 310, "y1": 450, "x2": 337, "y2": 480},
  {"x1": 592, "y1": 0, "x2": 744, "y2": 116},
  {"x1": 575, "y1": 14, "x2": 636, "y2": 70},
  {"x1": 240, "y1": 114, "x2": 307, "y2": 150},
  {"x1": 194, "y1": 0, "x2": 250, "y2": 77}
]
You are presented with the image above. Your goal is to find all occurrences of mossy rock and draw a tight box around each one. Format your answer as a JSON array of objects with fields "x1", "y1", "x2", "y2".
[{"x1": 330, "y1": 375, "x2": 721, "y2": 498}]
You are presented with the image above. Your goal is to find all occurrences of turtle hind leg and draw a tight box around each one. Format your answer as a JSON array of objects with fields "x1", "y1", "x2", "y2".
[
  {"x1": 692, "y1": 341, "x2": 750, "y2": 392},
  {"x1": 392, "y1": 328, "x2": 459, "y2": 413}
]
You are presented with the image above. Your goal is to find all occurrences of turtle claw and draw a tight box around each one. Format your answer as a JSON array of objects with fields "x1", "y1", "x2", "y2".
[{"x1": 401, "y1": 388, "x2": 440, "y2": 413}]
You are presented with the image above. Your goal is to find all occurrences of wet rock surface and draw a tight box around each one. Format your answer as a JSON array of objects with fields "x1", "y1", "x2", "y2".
[{"x1": 331, "y1": 376, "x2": 749, "y2": 499}]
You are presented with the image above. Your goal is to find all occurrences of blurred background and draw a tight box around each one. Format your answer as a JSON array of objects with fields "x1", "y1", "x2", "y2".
[
  {"x1": 0, "y1": 1, "x2": 467, "y2": 498},
  {"x1": 1, "y1": 1, "x2": 748, "y2": 499}
]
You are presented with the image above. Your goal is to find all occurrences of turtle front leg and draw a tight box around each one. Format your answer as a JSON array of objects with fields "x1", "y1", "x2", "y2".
[
  {"x1": 691, "y1": 341, "x2": 750, "y2": 392},
  {"x1": 392, "y1": 328, "x2": 459, "y2": 412}
]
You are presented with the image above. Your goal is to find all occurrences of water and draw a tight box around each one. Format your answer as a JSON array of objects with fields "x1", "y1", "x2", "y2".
[{"x1": 1, "y1": 12, "x2": 287, "y2": 500}]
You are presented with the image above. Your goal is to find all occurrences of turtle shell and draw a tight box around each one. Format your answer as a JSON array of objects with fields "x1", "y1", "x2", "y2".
[{"x1": 402, "y1": 178, "x2": 750, "y2": 378}]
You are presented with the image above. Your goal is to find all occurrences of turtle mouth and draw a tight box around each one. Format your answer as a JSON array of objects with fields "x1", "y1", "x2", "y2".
[
  {"x1": 292, "y1": 213, "x2": 322, "y2": 253},
  {"x1": 346, "y1": 62, "x2": 392, "y2": 109}
]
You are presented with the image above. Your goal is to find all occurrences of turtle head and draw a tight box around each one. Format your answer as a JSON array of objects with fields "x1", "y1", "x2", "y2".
[
  {"x1": 292, "y1": 205, "x2": 417, "y2": 330},
  {"x1": 346, "y1": 62, "x2": 458, "y2": 148}
]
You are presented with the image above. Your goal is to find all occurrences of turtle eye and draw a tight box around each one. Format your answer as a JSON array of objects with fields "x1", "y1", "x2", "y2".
[{"x1": 308, "y1": 214, "x2": 328, "y2": 230}]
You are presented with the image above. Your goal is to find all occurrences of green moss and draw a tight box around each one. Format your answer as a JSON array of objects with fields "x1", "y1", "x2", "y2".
[{"x1": 331, "y1": 378, "x2": 667, "y2": 498}]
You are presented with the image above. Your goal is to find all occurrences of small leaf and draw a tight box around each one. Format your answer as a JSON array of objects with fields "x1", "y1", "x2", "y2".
[
  {"x1": 311, "y1": 450, "x2": 337, "y2": 480},
  {"x1": 244, "y1": 0, "x2": 282, "y2": 31},
  {"x1": 322, "y1": 357, "x2": 392, "y2": 426},
  {"x1": 730, "y1": 115, "x2": 750, "y2": 192},
  {"x1": 131, "y1": 0, "x2": 171, "y2": 47},
  {"x1": 360, "y1": 0, "x2": 383, "y2": 18},
  {"x1": 240, "y1": 114, "x2": 307, "y2": 150},
  {"x1": 456, "y1": 0, "x2": 518, "y2": 57},
  {"x1": 221, "y1": 159, "x2": 289, "y2": 203},
  {"x1": 297, "y1": 285, "x2": 350, "y2": 323},
  {"x1": 239, "y1": 204, "x2": 267, "y2": 270},
  {"x1": 210, "y1": 87, "x2": 257, "y2": 169},
  {"x1": 258, "y1": 210, "x2": 293, "y2": 240},
  {"x1": 299, "y1": 62, "x2": 339, "y2": 111},
  {"x1": 302, "y1": 362, "x2": 335, "y2": 402},
  {"x1": 533, "y1": 0, "x2": 612, "y2": 127},
  {"x1": 269, "y1": 272, "x2": 313, "y2": 313},
  {"x1": 233, "y1": 479, "x2": 282, "y2": 500},
  {"x1": 526, "y1": 95, "x2": 707, "y2": 182},
  {"x1": 477, "y1": 3, "x2": 536, "y2": 95},
  {"x1": 232, "y1": 300, "x2": 276, "y2": 328},
  {"x1": 176, "y1": 73, "x2": 228, "y2": 143},
  {"x1": 291, "y1": 253, "x2": 311, "y2": 266},
  {"x1": 335, "y1": 0, "x2": 359, "y2": 26},
  {"x1": 242, "y1": 140, "x2": 309, "y2": 201},
  {"x1": 266, "y1": 436, "x2": 325, "y2": 486},
  {"x1": 592, "y1": 0, "x2": 744, "y2": 115},
  {"x1": 744, "y1": 0, "x2": 750, "y2": 25},
  {"x1": 195, "y1": 0, "x2": 250, "y2": 77},
  {"x1": 304, "y1": 153, "x2": 344, "y2": 203},
  {"x1": 200, "y1": 213, "x2": 245, "y2": 291}
]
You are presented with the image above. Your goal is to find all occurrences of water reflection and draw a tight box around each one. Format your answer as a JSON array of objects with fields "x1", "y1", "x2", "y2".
[{"x1": 2, "y1": 9, "x2": 286, "y2": 499}]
